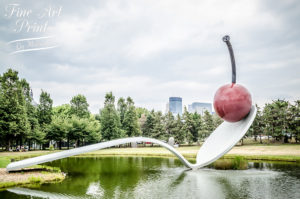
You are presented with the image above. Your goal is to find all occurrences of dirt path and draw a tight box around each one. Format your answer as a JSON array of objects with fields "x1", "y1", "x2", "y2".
[{"x1": 228, "y1": 145, "x2": 300, "y2": 156}]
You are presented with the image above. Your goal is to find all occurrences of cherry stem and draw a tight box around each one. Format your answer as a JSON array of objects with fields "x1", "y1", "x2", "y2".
[{"x1": 222, "y1": 35, "x2": 236, "y2": 84}]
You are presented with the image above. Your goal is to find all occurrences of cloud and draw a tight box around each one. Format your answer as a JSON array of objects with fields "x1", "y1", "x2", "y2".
[{"x1": 0, "y1": 0, "x2": 300, "y2": 113}]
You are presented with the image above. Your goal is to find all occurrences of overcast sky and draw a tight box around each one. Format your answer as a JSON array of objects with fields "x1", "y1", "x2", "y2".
[{"x1": 1, "y1": 0, "x2": 300, "y2": 113}]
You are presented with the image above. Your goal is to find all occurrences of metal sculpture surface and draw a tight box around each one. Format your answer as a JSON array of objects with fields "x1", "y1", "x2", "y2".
[{"x1": 6, "y1": 106, "x2": 256, "y2": 171}]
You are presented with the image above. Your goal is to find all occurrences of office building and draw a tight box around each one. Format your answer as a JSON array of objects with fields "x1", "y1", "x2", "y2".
[
  {"x1": 168, "y1": 97, "x2": 182, "y2": 115},
  {"x1": 188, "y1": 102, "x2": 212, "y2": 115}
]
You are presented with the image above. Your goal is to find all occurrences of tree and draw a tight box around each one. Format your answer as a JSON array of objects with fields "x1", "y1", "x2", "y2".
[
  {"x1": 191, "y1": 112, "x2": 203, "y2": 143},
  {"x1": 247, "y1": 104, "x2": 264, "y2": 143},
  {"x1": 263, "y1": 100, "x2": 289, "y2": 142},
  {"x1": 123, "y1": 97, "x2": 141, "y2": 137},
  {"x1": 143, "y1": 110, "x2": 155, "y2": 137},
  {"x1": 100, "y1": 92, "x2": 122, "y2": 140},
  {"x1": 138, "y1": 113, "x2": 147, "y2": 134},
  {"x1": 174, "y1": 115, "x2": 185, "y2": 144},
  {"x1": 70, "y1": 94, "x2": 90, "y2": 118},
  {"x1": 52, "y1": 104, "x2": 72, "y2": 118},
  {"x1": 26, "y1": 100, "x2": 45, "y2": 150},
  {"x1": 52, "y1": 103, "x2": 101, "y2": 149},
  {"x1": 0, "y1": 69, "x2": 29, "y2": 150},
  {"x1": 182, "y1": 108, "x2": 194, "y2": 144},
  {"x1": 202, "y1": 110, "x2": 214, "y2": 140},
  {"x1": 136, "y1": 107, "x2": 149, "y2": 118},
  {"x1": 37, "y1": 90, "x2": 53, "y2": 127},
  {"x1": 213, "y1": 114, "x2": 223, "y2": 130},
  {"x1": 46, "y1": 115, "x2": 68, "y2": 149},
  {"x1": 117, "y1": 97, "x2": 127, "y2": 128},
  {"x1": 20, "y1": 79, "x2": 45, "y2": 149},
  {"x1": 287, "y1": 100, "x2": 300, "y2": 143},
  {"x1": 67, "y1": 115, "x2": 101, "y2": 147},
  {"x1": 84, "y1": 116, "x2": 101, "y2": 143},
  {"x1": 152, "y1": 111, "x2": 165, "y2": 140},
  {"x1": 164, "y1": 112, "x2": 176, "y2": 139}
]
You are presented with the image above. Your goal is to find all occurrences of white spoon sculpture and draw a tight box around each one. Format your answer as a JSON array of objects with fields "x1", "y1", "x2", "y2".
[{"x1": 6, "y1": 105, "x2": 256, "y2": 171}]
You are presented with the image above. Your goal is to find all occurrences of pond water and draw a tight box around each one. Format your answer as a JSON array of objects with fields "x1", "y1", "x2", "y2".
[{"x1": 1, "y1": 157, "x2": 300, "y2": 199}]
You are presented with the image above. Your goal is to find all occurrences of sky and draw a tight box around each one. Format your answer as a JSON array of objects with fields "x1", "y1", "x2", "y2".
[{"x1": 0, "y1": 0, "x2": 300, "y2": 113}]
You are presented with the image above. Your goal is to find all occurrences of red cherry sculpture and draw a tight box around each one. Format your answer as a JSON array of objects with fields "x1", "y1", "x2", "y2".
[{"x1": 213, "y1": 36, "x2": 252, "y2": 122}]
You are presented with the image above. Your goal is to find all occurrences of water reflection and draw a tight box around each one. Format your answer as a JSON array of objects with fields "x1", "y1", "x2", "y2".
[
  {"x1": 86, "y1": 182, "x2": 104, "y2": 197},
  {"x1": 2, "y1": 157, "x2": 300, "y2": 199},
  {"x1": 7, "y1": 187, "x2": 83, "y2": 199}
]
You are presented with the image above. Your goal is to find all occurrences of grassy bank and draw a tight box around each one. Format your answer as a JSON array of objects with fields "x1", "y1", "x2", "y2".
[
  {"x1": 0, "y1": 165, "x2": 65, "y2": 189},
  {"x1": 78, "y1": 145, "x2": 300, "y2": 163},
  {"x1": 0, "y1": 145, "x2": 299, "y2": 168}
]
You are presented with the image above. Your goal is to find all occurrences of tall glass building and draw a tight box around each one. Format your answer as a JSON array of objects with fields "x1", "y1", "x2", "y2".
[
  {"x1": 188, "y1": 102, "x2": 212, "y2": 115},
  {"x1": 169, "y1": 97, "x2": 182, "y2": 115}
]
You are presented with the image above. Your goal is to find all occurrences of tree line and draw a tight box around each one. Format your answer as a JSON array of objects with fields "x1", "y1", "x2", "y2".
[
  {"x1": 247, "y1": 100, "x2": 300, "y2": 143},
  {"x1": 0, "y1": 69, "x2": 299, "y2": 151}
]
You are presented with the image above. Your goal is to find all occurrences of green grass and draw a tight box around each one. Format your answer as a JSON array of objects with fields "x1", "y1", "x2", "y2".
[
  {"x1": 0, "y1": 181, "x2": 23, "y2": 189},
  {"x1": 29, "y1": 165, "x2": 61, "y2": 173},
  {"x1": 0, "y1": 165, "x2": 65, "y2": 189},
  {"x1": 28, "y1": 176, "x2": 42, "y2": 183},
  {"x1": 223, "y1": 154, "x2": 300, "y2": 163},
  {"x1": 0, "y1": 175, "x2": 65, "y2": 189},
  {"x1": 0, "y1": 157, "x2": 10, "y2": 168}
]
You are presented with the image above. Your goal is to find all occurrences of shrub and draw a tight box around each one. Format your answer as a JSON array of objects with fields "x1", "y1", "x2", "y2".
[
  {"x1": 49, "y1": 145, "x2": 54, "y2": 151},
  {"x1": 232, "y1": 156, "x2": 248, "y2": 170},
  {"x1": 213, "y1": 156, "x2": 248, "y2": 170}
]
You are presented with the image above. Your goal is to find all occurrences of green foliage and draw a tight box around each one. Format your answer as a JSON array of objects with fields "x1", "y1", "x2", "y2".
[
  {"x1": 138, "y1": 113, "x2": 147, "y2": 134},
  {"x1": 202, "y1": 110, "x2": 214, "y2": 140},
  {"x1": 52, "y1": 104, "x2": 72, "y2": 118},
  {"x1": 232, "y1": 156, "x2": 248, "y2": 170},
  {"x1": 164, "y1": 112, "x2": 176, "y2": 139},
  {"x1": 183, "y1": 108, "x2": 203, "y2": 143},
  {"x1": 263, "y1": 100, "x2": 289, "y2": 141},
  {"x1": 0, "y1": 69, "x2": 30, "y2": 150},
  {"x1": 143, "y1": 110, "x2": 155, "y2": 137},
  {"x1": 247, "y1": 104, "x2": 264, "y2": 143},
  {"x1": 48, "y1": 111, "x2": 101, "y2": 148},
  {"x1": 117, "y1": 97, "x2": 127, "y2": 127},
  {"x1": 136, "y1": 107, "x2": 149, "y2": 118},
  {"x1": 49, "y1": 144, "x2": 54, "y2": 151},
  {"x1": 174, "y1": 115, "x2": 185, "y2": 144},
  {"x1": 100, "y1": 92, "x2": 123, "y2": 140},
  {"x1": 152, "y1": 111, "x2": 166, "y2": 140},
  {"x1": 37, "y1": 90, "x2": 53, "y2": 127},
  {"x1": 182, "y1": 108, "x2": 194, "y2": 144},
  {"x1": 123, "y1": 97, "x2": 141, "y2": 137},
  {"x1": 212, "y1": 114, "x2": 223, "y2": 129},
  {"x1": 70, "y1": 94, "x2": 90, "y2": 118},
  {"x1": 29, "y1": 176, "x2": 42, "y2": 183},
  {"x1": 46, "y1": 115, "x2": 68, "y2": 149},
  {"x1": 287, "y1": 100, "x2": 300, "y2": 142},
  {"x1": 213, "y1": 156, "x2": 248, "y2": 170},
  {"x1": 68, "y1": 115, "x2": 101, "y2": 145}
]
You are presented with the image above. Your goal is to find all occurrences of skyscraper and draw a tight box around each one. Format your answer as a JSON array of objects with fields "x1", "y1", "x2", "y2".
[
  {"x1": 169, "y1": 97, "x2": 182, "y2": 115},
  {"x1": 188, "y1": 102, "x2": 212, "y2": 115}
]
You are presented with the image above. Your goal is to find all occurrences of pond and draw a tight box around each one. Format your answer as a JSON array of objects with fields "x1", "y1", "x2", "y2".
[{"x1": 1, "y1": 157, "x2": 300, "y2": 199}]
